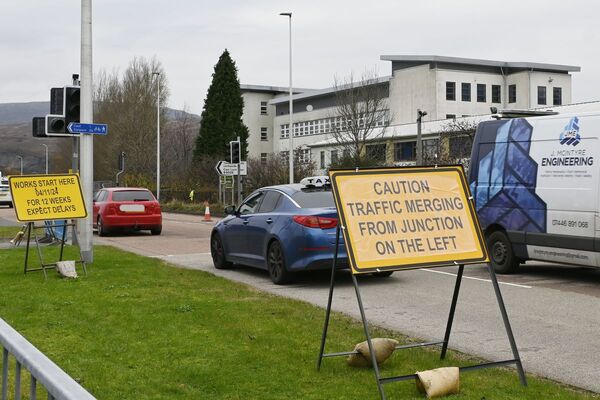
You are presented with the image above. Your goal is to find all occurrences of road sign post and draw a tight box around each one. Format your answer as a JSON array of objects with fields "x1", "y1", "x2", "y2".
[{"x1": 215, "y1": 161, "x2": 247, "y2": 176}]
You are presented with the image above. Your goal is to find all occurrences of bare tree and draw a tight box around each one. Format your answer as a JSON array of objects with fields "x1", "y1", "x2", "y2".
[
  {"x1": 93, "y1": 57, "x2": 169, "y2": 186},
  {"x1": 329, "y1": 71, "x2": 390, "y2": 167},
  {"x1": 162, "y1": 104, "x2": 200, "y2": 182},
  {"x1": 436, "y1": 118, "x2": 479, "y2": 168},
  {"x1": 244, "y1": 154, "x2": 316, "y2": 194}
]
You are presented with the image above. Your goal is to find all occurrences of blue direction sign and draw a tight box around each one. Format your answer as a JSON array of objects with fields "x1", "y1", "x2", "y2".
[{"x1": 67, "y1": 122, "x2": 108, "y2": 135}]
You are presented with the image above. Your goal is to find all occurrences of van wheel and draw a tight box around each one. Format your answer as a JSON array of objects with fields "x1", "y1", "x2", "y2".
[{"x1": 486, "y1": 231, "x2": 518, "y2": 274}]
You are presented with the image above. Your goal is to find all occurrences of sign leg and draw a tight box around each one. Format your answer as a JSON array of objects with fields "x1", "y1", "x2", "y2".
[
  {"x1": 23, "y1": 223, "x2": 33, "y2": 274},
  {"x1": 487, "y1": 264, "x2": 527, "y2": 386},
  {"x1": 317, "y1": 225, "x2": 341, "y2": 370},
  {"x1": 441, "y1": 265, "x2": 464, "y2": 359},
  {"x1": 352, "y1": 274, "x2": 386, "y2": 400}
]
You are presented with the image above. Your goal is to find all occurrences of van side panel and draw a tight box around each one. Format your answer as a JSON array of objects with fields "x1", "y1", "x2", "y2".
[
  {"x1": 470, "y1": 119, "x2": 547, "y2": 234},
  {"x1": 470, "y1": 115, "x2": 600, "y2": 267}
]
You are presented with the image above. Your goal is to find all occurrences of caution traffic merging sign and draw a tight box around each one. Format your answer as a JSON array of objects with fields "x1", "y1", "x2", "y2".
[{"x1": 329, "y1": 165, "x2": 488, "y2": 273}]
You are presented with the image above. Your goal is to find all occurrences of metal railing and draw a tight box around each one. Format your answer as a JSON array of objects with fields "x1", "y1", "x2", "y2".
[{"x1": 0, "y1": 318, "x2": 95, "y2": 400}]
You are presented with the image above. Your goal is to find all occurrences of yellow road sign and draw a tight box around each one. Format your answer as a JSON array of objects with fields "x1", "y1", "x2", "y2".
[
  {"x1": 9, "y1": 174, "x2": 87, "y2": 222},
  {"x1": 329, "y1": 166, "x2": 488, "y2": 274}
]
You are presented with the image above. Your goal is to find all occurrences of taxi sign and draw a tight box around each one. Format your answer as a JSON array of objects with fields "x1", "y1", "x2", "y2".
[
  {"x1": 9, "y1": 174, "x2": 87, "y2": 222},
  {"x1": 329, "y1": 166, "x2": 488, "y2": 274}
]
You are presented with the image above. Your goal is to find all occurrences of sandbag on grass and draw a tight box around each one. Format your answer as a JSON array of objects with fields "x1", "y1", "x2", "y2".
[
  {"x1": 415, "y1": 367, "x2": 460, "y2": 398},
  {"x1": 347, "y1": 338, "x2": 399, "y2": 367}
]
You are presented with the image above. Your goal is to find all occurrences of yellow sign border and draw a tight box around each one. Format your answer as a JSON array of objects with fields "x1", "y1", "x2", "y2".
[
  {"x1": 9, "y1": 174, "x2": 88, "y2": 222},
  {"x1": 329, "y1": 165, "x2": 489, "y2": 274}
]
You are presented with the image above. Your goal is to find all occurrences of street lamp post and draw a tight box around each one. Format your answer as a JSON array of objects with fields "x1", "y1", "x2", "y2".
[
  {"x1": 416, "y1": 109, "x2": 428, "y2": 166},
  {"x1": 152, "y1": 71, "x2": 161, "y2": 201},
  {"x1": 280, "y1": 12, "x2": 293, "y2": 184},
  {"x1": 41, "y1": 144, "x2": 48, "y2": 174},
  {"x1": 16, "y1": 155, "x2": 23, "y2": 175}
]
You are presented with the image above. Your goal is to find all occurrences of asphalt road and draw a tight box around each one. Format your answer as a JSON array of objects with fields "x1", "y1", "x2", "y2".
[{"x1": 2, "y1": 207, "x2": 599, "y2": 393}]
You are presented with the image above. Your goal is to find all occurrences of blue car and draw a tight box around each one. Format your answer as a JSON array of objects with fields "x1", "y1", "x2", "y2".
[{"x1": 210, "y1": 177, "x2": 349, "y2": 284}]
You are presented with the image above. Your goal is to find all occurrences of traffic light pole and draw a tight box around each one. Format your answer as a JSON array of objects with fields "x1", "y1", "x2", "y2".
[{"x1": 79, "y1": 0, "x2": 94, "y2": 263}]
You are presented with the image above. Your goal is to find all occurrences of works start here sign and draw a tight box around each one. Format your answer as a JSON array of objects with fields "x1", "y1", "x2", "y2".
[
  {"x1": 9, "y1": 174, "x2": 87, "y2": 222},
  {"x1": 330, "y1": 166, "x2": 488, "y2": 274}
]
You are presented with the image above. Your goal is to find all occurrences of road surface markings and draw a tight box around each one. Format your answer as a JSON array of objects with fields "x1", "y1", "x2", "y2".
[{"x1": 419, "y1": 268, "x2": 532, "y2": 289}]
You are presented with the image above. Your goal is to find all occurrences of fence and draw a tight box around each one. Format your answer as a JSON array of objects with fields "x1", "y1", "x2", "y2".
[{"x1": 1, "y1": 318, "x2": 95, "y2": 400}]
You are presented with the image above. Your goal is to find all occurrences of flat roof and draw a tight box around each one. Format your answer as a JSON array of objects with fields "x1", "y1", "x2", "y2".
[
  {"x1": 380, "y1": 55, "x2": 581, "y2": 72},
  {"x1": 240, "y1": 84, "x2": 314, "y2": 94},
  {"x1": 269, "y1": 76, "x2": 391, "y2": 105}
]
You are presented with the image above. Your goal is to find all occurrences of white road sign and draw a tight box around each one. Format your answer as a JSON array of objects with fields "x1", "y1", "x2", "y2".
[{"x1": 215, "y1": 161, "x2": 248, "y2": 176}]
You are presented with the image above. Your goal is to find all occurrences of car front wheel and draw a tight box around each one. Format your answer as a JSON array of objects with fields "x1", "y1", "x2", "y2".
[
  {"x1": 487, "y1": 230, "x2": 519, "y2": 274},
  {"x1": 267, "y1": 241, "x2": 292, "y2": 285},
  {"x1": 211, "y1": 233, "x2": 232, "y2": 269}
]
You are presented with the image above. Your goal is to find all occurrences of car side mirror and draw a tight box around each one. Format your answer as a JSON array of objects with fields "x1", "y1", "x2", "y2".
[{"x1": 224, "y1": 205, "x2": 236, "y2": 215}]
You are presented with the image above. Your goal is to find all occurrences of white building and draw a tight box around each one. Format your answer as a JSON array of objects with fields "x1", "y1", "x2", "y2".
[{"x1": 241, "y1": 55, "x2": 583, "y2": 173}]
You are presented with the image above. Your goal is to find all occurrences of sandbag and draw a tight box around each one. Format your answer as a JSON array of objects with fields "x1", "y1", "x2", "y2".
[
  {"x1": 347, "y1": 338, "x2": 399, "y2": 367},
  {"x1": 415, "y1": 367, "x2": 460, "y2": 398},
  {"x1": 56, "y1": 260, "x2": 78, "y2": 279}
]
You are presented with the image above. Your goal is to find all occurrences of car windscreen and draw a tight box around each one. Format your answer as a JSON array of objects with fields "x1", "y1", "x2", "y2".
[
  {"x1": 112, "y1": 190, "x2": 154, "y2": 202},
  {"x1": 291, "y1": 190, "x2": 335, "y2": 208}
]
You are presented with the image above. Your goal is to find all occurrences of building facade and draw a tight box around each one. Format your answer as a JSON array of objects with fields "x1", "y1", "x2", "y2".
[{"x1": 240, "y1": 55, "x2": 581, "y2": 173}]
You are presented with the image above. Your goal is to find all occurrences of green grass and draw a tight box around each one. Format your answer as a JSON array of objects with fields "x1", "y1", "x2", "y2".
[{"x1": 0, "y1": 245, "x2": 597, "y2": 399}]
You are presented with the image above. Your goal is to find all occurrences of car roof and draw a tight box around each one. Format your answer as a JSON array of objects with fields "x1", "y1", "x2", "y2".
[
  {"x1": 101, "y1": 187, "x2": 151, "y2": 192},
  {"x1": 260, "y1": 183, "x2": 331, "y2": 196}
]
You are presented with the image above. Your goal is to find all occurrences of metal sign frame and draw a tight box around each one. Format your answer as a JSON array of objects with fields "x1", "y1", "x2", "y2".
[{"x1": 317, "y1": 166, "x2": 526, "y2": 399}]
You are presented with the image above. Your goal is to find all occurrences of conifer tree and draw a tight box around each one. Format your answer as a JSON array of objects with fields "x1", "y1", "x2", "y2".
[{"x1": 194, "y1": 49, "x2": 249, "y2": 160}]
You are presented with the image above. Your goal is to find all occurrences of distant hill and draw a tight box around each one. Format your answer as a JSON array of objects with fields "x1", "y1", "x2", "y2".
[
  {"x1": 0, "y1": 102, "x2": 50, "y2": 125},
  {"x1": 0, "y1": 102, "x2": 200, "y2": 175}
]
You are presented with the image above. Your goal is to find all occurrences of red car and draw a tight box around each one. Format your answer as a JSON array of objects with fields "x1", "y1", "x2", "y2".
[{"x1": 93, "y1": 187, "x2": 162, "y2": 236}]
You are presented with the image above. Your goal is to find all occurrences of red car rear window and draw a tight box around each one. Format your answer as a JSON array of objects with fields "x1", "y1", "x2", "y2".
[{"x1": 112, "y1": 190, "x2": 154, "y2": 202}]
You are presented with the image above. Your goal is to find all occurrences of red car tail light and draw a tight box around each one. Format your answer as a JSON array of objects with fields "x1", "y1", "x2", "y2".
[{"x1": 293, "y1": 215, "x2": 338, "y2": 229}]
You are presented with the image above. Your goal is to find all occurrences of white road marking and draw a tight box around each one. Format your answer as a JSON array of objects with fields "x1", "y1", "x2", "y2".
[{"x1": 419, "y1": 268, "x2": 532, "y2": 289}]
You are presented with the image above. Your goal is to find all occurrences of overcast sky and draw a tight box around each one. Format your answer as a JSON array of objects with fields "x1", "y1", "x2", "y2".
[{"x1": 1, "y1": 0, "x2": 599, "y2": 115}]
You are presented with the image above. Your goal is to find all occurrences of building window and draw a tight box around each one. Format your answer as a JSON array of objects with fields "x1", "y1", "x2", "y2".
[
  {"x1": 295, "y1": 148, "x2": 310, "y2": 164},
  {"x1": 477, "y1": 84, "x2": 486, "y2": 103},
  {"x1": 537, "y1": 86, "x2": 547, "y2": 105},
  {"x1": 553, "y1": 87, "x2": 562, "y2": 105},
  {"x1": 492, "y1": 85, "x2": 501, "y2": 103},
  {"x1": 366, "y1": 144, "x2": 387, "y2": 163},
  {"x1": 394, "y1": 142, "x2": 416, "y2": 162},
  {"x1": 331, "y1": 150, "x2": 338, "y2": 165},
  {"x1": 260, "y1": 101, "x2": 268, "y2": 115},
  {"x1": 260, "y1": 153, "x2": 267, "y2": 164},
  {"x1": 508, "y1": 84, "x2": 516, "y2": 103},
  {"x1": 261, "y1": 127, "x2": 268, "y2": 141},
  {"x1": 446, "y1": 82, "x2": 456, "y2": 101},
  {"x1": 320, "y1": 151, "x2": 325, "y2": 169},
  {"x1": 446, "y1": 114, "x2": 456, "y2": 120},
  {"x1": 461, "y1": 83, "x2": 471, "y2": 102}
]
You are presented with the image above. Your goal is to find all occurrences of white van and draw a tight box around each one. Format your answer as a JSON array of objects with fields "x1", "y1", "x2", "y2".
[
  {"x1": 0, "y1": 175, "x2": 12, "y2": 208},
  {"x1": 469, "y1": 112, "x2": 599, "y2": 273}
]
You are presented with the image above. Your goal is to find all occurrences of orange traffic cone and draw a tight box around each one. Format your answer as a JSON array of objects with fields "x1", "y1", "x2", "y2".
[{"x1": 203, "y1": 201, "x2": 212, "y2": 222}]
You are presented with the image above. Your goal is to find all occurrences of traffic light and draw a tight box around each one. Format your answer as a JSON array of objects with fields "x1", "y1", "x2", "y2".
[
  {"x1": 230, "y1": 140, "x2": 241, "y2": 164},
  {"x1": 45, "y1": 114, "x2": 66, "y2": 135},
  {"x1": 50, "y1": 87, "x2": 64, "y2": 114},
  {"x1": 64, "y1": 86, "x2": 80, "y2": 127},
  {"x1": 32, "y1": 117, "x2": 46, "y2": 138}
]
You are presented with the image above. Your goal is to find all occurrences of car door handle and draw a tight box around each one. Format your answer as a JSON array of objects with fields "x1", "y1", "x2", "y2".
[
  {"x1": 243, "y1": 220, "x2": 250, "y2": 225},
  {"x1": 266, "y1": 218, "x2": 273, "y2": 224}
]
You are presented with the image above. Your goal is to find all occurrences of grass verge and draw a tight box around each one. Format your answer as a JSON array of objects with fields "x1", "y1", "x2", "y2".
[
  {"x1": 0, "y1": 245, "x2": 597, "y2": 399},
  {"x1": 160, "y1": 200, "x2": 224, "y2": 216},
  {"x1": 0, "y1": 225, "x2": 22, "y2": 241}
]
